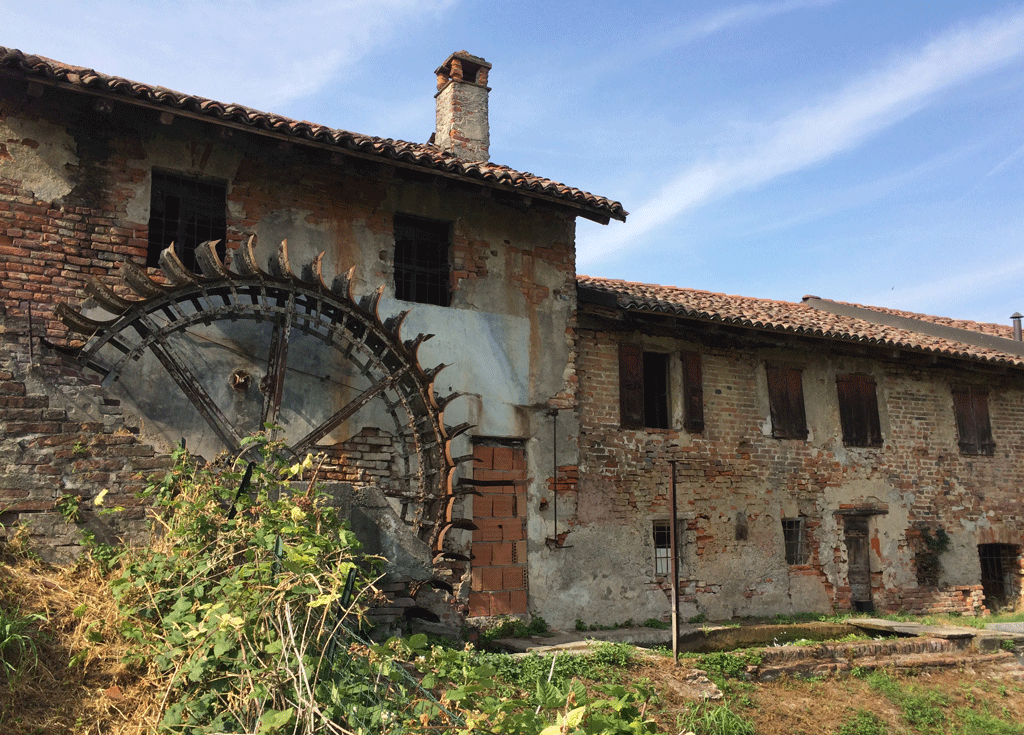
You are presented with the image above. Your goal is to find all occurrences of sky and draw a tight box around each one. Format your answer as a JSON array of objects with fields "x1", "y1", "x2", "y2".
[{"x1": 4, "y1": 1, "x2": 1024, "y2": 326}]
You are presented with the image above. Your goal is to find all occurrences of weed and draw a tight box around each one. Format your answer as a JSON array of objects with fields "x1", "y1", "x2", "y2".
[
  {"x1": 676, "y1": 700, "x2": 755, "y2": 735},
  {"x1": 53, "y1": 494, "x2": 82, "y2": 524},
  {"x1": 72, "y1": 441, "x2": 88, "y2": 456},
  {"x1": 688, "y1": 613, "x2": 706, "y2": 624},
  {"x1": 1001, "y1": 638, "x2": 1017, "y2": 652},
  {"x1": 957, "y1": 708, "x2": 1024, "y2": 735},
  {"x1": 837, "y1": 710, "x2": 886, "y2": 735},
  {"x1": 643, "y1": 617, "x2": 669, "y2": 629},
  {"x1": 481, "y1": 614, "x2": 552, "y2": 643},
  {"x1": 0, "y1": 605, "x2": 46, "y2": 688}
]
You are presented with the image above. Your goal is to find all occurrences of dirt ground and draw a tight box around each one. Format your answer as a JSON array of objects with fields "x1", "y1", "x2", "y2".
[{"x1": 635, "y1": 655, "x2": 1024, "y2": 734}]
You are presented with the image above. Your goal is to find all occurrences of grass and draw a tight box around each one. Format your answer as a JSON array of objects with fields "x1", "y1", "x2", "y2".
[
  {"x1": 676, "y1": 700, "x2": 755, "y2": 735},
  {"x1": 0, "y1": 604, "x2": 46, "y2": 688}
]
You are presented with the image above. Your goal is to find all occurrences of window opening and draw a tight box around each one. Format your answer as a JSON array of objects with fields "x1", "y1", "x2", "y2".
[
  {"x1": 836, "y1": 374, "x2": 882, "y2": 447},
  {"x1": 766, "y1": 363, "x2": 808, "y2": 439},
  {"x1": 653, "y1": 520, "x2": 682, "y2": 576},
  {"x1": 782, "y1": 517, "x2": 809, "y2": 565},
  {"x1": 394, "y1": 214, "x2": 451, "y2": 306},
  {"x1": 642, "y1": 352, "x2": 670, "y2": 429},
  {"x1": 978, "y1": 543, "x2": 1019, "y2": 611},
  {"x1": 952, "y1": 387, "x2": 995, "y2": 456},
  {"x1": 147, "y1": 171, "x2": 227, "y2": 273},
  {"x1": 619, "y1": 344, "x2": 670, "y2": 429}
]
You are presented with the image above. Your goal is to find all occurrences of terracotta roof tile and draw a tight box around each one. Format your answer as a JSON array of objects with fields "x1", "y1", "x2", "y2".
[
  {"x1": 0, "y1": 46, "x2": 626, "y2": 222},
  {"x1": 579, "y1": 275, "x2": 1024, "y2": 368}
]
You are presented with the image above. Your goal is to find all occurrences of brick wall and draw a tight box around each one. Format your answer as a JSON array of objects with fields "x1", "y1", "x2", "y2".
[{"x1": 564, "y1": 315, "x2": 1024, "y2": 622}]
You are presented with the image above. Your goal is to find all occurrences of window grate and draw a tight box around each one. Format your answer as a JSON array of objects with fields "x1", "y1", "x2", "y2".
[
  {"x1": 782, "y1": 517, "x2": 809, "y2": 565},
  {"x1": 147, "y1": 171, "x2": 227, "y2": 273},
  {"x1": 653, "y1": 520, "x2": 682, "y2": 576},
  {"x1": 394, "y1": 214, "x2": 451, "y2": 306}
]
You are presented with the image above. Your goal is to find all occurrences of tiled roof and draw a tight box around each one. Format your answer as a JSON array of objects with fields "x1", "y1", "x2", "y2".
[
  {"x1": 578, "y1": 275, "x2": 1024, "y2": 369},
  {"x1": 0, "y1": 46, "x2": 626, "y2": 222}
]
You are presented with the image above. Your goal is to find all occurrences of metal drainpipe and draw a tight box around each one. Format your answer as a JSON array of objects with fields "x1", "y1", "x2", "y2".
[{"x1": 669, "y1": 459, "x2": 679, "y2": 664}]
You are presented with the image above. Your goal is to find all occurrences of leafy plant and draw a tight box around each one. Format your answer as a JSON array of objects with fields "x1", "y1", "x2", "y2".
[
  {"x1": 914, "y1": 526, "x2": 951, "y2": 587},
  {"x1": 481, "y1": 615, "x2": 551, "y2": 644},
  {"x1": 53, "y1": 493, "x2": 82, "y2": 524},
  {"x1": 111, "y1": 443, "x2": 377, "y2": 733}
]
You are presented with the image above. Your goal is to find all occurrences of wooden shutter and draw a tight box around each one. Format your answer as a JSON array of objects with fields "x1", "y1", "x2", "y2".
[
  {"x1": 681, "y1": 350, "x2": 704, "y2": 433},
  {"x1": 952, "y1": 387, "x2": 994, "y2": 456},
  {"x1": 837, "y1": 374, "x2": 881, "y2": 447},
  {"x1": 766, "y1": 363, "x2": 808, "y2": 439},
  {"x1": 619, "y1": 342, "x2": 644, "y2": 428}
]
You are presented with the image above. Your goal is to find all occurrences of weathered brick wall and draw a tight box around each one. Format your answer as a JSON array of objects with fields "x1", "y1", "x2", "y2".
[
  {"x1": 1, "y1": 75, "x2": 583, "y2": 601},
  {"x1": 547, "y1": 315, "x2": 1024, "y2": 625}
]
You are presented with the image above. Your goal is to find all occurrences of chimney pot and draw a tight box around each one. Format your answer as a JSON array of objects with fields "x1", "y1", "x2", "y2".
[
  {"x1": 434, "y1": 51, "x2": 492, "y2": 162},
  {"x1": 1012, "y1": 312, "x2": 1022, "y2": 341}
]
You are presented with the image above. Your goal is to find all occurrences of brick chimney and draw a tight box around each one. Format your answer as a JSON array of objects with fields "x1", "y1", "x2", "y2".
[{"x1": 434, "y1": 51, "x2": 492, "y2": 161}]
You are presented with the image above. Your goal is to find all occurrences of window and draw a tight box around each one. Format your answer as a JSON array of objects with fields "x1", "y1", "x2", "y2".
[
  {"x1": 765, "y1": 362, "x2": 808, "y2": 439},
  {"x1": 782, "y1": 517, "x2": 809, "y2": 565},
  {"x1": 619, "y1": 344, "x2": 669, "y2": 428},
  {"x1": 147, "y1": 171, "x2": 227, "y2": 273},
  {"x1": 951, "y1": 387, "x2": 994, "y2": 456},
  {"x1": 681, "y1": 350, "x2": 704, "y2": 433},
  {"x1": 836, "y1": 374, "x2": 882, "y2": 447},
  {"x1": 394, "y1": 214, "x2": 451, "y2": 306},
  {"x1": 653, "y1": 520, "x2": 682, "y2": 576}
]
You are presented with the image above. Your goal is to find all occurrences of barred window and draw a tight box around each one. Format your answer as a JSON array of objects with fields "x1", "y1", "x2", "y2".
[
  {"x1": 653, "y1": 520, "x2": 682, "y2": 576},
  {"x1": 782, "y1": 517, "x2": 809, "y2": 565},
  {"x1": 147, "y1": 171, "x2": 227, "y2": 273},
  {"x1": 394, "y1": 214, "x2": 451, "y2": 306}
]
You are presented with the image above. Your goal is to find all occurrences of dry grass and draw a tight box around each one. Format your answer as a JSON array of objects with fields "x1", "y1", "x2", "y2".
[{"x1": 0, "y1": 534, "x2": 161, "y2": 735}]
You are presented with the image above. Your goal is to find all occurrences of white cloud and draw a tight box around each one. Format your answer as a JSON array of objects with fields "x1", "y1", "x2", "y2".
[
  {"x1": 1, "y1": 0, "x2": 456, "y2": 110},
  {"x1": 579, "y1": 9, "x2": 1024, "y2": 268}
]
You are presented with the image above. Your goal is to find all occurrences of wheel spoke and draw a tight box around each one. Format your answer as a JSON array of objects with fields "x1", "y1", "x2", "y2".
[
  {"x1": 291, "y1": 368, "x2": 407, "y2": 456},
  {"x1": 147, "y1": 333, "x2": 244, "y2": 454},
  {"x1": 261, "y1": 315, "x2": 292, "y2": 432}
]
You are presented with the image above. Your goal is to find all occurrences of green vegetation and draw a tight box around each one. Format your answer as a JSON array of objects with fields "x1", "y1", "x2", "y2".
[
  {"x1": 481, "y1": 614, "x2": 552, "y2": 643},
  {"x1": 0, "y1": 605, "x2": 45, "y2": 689},
  {"x1": 868, "y1": 670, "x2": 949, "y2": 730},
  {"x1": 87, "y1": 441, "x2": 659, "y2": 734},
  {"x1": 837, "y1": 710, "x2": 887, "y2": 735},
  {"x1": 676, "y1": 700, "x2": 755, "y2": 735}
]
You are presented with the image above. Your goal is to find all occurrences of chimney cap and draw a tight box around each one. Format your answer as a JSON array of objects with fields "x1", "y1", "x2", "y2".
[{"x1": 435, "y1": 51, "x2": 492, "y2": 76}]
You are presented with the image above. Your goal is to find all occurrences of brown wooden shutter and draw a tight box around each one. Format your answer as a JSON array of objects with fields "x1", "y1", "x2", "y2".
[
  {"x1": 619, "y1": 342, "x2": 644, "y2": 428},
  {"x1": 681, "y1": 350, "x2": 704, "y2": 433},
  {"x1": 952, "y1": 388, "x2": 977, "y2": 454},
  {"x1": 837, "y1": 374, "x2": 881, "y2": 447},
  {"x1": 767, "y1": 362, "x2": 808, "y2": 439},
  {"x1": 953, "y1": 387, "x2": 994, "y2": 456}
]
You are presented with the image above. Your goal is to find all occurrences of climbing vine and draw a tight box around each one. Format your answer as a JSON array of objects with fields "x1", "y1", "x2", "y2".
[{"x1": 913, "y1": 527, "x2": 951, "y2": 587}]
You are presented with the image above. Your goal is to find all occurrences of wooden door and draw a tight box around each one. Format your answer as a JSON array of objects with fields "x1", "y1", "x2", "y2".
[{"x1": 845, "y1": 516, "x2": 872, "y2": 611}]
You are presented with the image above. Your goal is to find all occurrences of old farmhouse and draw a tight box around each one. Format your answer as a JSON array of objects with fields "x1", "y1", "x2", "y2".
[{"x1": 1, "y1": 46, "x2": 1022, "y2": 629}]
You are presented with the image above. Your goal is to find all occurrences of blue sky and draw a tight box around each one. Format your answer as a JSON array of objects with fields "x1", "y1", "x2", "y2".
[{"x1": 5, "y1": 1, "x2": 1024, "y2": 325}]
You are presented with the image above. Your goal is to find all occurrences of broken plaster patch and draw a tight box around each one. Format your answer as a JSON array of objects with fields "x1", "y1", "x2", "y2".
[{"x1": 1, "y1": 115, "x2": 78, "y2": 202}]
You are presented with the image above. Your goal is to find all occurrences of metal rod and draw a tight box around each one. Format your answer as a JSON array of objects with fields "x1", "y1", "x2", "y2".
[
  {"x1": 551, "y1": 407, "x2": 558, "y2": 544},
  {"x1": 26, "y1": 298, "x2": 34, "y2": 368},
  {"x1": 669, "y1": 459, "x2": 679, "y2": 664}
]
